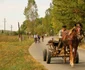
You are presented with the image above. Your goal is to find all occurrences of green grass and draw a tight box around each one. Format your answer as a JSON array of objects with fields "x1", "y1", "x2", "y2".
[{"x1": 0, "y1": 35, "x2": 47, "y2": 70}]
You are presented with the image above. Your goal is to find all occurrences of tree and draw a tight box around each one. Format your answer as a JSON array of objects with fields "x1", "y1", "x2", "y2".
[
  {"x1": 24, "y1": 0, "x2": 38, "y2": 21},
  {"x1": 51, "y1": 0, "x2": 85, "y2": 31},
  {"x1": 23, "y1": 0, "x2": 38, "y2": 34},
  {"x1": 21, "y1": 0, "x2": 85, "y2": 35}
]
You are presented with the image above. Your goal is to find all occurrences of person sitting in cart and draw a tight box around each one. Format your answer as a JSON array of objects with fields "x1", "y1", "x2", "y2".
[{"x1": 58, "y1": 25, "x2": 68, "y2": 49}]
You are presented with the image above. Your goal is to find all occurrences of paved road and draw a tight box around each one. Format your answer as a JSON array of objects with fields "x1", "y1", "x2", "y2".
[{"x1": 29, "y1": 37, "x2": 85, "y2": 70}]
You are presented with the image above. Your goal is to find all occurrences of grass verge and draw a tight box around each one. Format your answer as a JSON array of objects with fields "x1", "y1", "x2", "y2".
[{"x1": 0, "y1": 35, "x2": 47, "y2": 70}]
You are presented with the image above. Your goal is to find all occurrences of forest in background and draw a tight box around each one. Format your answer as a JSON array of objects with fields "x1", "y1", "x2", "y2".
[{"x1": 21, "y1": 0, "x2": 85, "y2": 35}]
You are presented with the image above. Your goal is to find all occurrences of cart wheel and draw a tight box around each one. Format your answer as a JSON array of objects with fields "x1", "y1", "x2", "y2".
[
  {"x1": 43, "y1": 49, "x2": 47, "y2": 61},
  {"x1": 47, "y1": 50, "x2": 51, "y2": 64},
  {"x1": 75, "y1": 52, "x2": 79, "y2": 64}
]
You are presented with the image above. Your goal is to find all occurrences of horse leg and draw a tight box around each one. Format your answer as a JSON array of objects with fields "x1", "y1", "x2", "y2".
[
  {"x1": 74, "y1": 45, "x2": 78, "y2": 63},
  {"x1": 64, "y1": 46, "x2": 66, "y2": 63},
  {"x1": 69, "y1": 45, "x2": 74, "y2": 67}
]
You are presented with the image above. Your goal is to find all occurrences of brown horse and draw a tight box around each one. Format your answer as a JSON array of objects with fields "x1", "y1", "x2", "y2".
[{"x1": 62, "y1": 28, "x2": 84, "y2": 67}]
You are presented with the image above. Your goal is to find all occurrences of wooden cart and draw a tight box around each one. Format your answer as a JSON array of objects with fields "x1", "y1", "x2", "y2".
[{"x1": 43, "y1": 40, "x2": 79, "y2": 64}]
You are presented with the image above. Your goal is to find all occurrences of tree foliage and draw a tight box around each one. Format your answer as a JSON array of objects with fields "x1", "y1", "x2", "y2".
[
  {"x1": 24, "y1": 0, "x2": 38, "y2": 21},
  {"x1": 21, "y1": 0, "x2": 85, "y2": 35},
  {"x1": 52, "y1": 0, "x2": 85, "y2": 30}
]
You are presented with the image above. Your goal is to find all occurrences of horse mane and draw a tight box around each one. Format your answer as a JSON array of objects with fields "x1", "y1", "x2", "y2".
[
  {"x1": 68, "y1": 27, "x2": 76, "y2": 35},
  {"x1": 62, "y1": 28, "x2": 77, "y2": 41}
]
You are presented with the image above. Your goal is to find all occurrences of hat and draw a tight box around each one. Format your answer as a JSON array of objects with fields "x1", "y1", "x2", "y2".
[
  {"x1": 75, "y1": 22, "x2": 83, "y2": 27},
  {"x1": 62, "y1": 25, "x2": 66, "y2": 28}
]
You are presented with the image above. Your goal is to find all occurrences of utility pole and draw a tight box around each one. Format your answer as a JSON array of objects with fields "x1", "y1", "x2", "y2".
[
  {"x1": 11, "y1": 25, "x2": 12, "y2": 35},
  {"x1": 18, "y1": 22, "x2": 20, "y2": 37},
  {"x1": 4, "y1": 18, "x2": 6, "y2": 32},
  {"x1": 18, "y1": 22, "x2": 22, "y2": 41}
]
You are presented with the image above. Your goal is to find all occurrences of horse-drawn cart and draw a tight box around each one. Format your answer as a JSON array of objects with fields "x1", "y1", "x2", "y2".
[{"x1": 43, "y1": 39, "x2": 79, "y2": 66}]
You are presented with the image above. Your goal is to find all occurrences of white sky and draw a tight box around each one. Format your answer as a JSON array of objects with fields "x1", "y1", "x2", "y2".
[{"x1": 0, "y1": 0, "x2": 51, "y2": 31}]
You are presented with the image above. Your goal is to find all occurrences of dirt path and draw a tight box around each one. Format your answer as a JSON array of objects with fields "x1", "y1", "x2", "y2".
[{"x1": 29, "y1": 37, "x2": 85, "y2": 70}]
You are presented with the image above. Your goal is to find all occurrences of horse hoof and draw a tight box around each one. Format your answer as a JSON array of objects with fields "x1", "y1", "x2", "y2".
[{"x1": 70, "y1": 63, "x2": 74, "y2": 67}]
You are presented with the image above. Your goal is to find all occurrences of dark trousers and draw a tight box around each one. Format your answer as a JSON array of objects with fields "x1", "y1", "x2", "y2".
[{"x1": 58, "y1": 38, "x2": 63, "y2": 48}]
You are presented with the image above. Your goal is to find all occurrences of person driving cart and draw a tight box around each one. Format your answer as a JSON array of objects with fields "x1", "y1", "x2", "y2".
[{"x1": 58, "y1": 25, "x2": 68, "y2": 48}]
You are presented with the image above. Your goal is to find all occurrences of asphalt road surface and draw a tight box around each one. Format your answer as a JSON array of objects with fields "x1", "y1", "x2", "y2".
[{"x1": 29, "y1": 37, "x2": 85, "y2": 70}]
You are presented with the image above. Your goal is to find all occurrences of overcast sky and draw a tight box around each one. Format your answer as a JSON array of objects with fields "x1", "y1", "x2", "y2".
[{"x1": 0, "y1": 0, "x2": 51, "y2": 31}]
